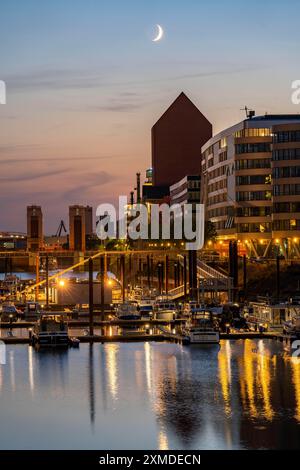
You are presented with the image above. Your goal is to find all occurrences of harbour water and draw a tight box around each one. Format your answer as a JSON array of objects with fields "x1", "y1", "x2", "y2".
[{"x1": 0, "y1": 339, "x2": 299, "y2": 449}]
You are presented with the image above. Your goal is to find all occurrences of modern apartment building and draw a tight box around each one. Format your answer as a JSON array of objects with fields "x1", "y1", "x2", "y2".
[
  {"x1": 201, "y1": 115, "x2": 300, "y2": 258},
  {"x1": 170, "y1": 175, "x2": 201, "y2": 206}
]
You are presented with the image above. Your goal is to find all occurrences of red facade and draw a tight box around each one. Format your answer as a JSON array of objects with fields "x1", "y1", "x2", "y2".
[{"x1": 151, "y1": 92, "x2": 212, "y2": 187}]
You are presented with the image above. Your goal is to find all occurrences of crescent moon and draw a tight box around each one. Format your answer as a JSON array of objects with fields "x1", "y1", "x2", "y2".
[{"x1": 152, "y1": 24, "x2": 164, "y2": 42}]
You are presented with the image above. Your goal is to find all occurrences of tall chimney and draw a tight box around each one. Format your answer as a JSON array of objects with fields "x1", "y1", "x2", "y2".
[
  {"x1": 136, "y1": 173, "x2": 141, "y2": 204},
  {"x1": 130, "y1": 191, "x2": 134, "y2": 206}
]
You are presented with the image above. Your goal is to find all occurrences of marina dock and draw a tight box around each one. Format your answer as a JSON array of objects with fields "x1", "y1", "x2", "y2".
[{"x1": 0, "y1": 329, "x2": 288, "y2": 345}]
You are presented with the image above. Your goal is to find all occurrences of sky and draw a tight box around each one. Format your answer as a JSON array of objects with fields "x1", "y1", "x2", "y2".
[{"x1": 1, "y1": 0, "x2": 300, "y2": 234}]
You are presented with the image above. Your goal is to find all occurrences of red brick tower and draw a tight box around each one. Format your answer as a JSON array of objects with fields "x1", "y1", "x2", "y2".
[{"x1": 151, "y1": 92, "x2": 212, "y2": 187}]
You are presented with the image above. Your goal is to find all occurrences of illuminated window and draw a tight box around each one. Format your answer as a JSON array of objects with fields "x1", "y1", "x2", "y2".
[
  {"x1": 220, "y1": 137, "x2": 227, "y2": 149},
  {"x1": 235, "y1": 128, "x2": 271, "y2": 138}
]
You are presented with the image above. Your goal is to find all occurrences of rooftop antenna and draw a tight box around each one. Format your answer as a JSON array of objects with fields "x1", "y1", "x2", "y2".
[{"x1": 241, "y1": 106, "x2": 255, "y2": 119}]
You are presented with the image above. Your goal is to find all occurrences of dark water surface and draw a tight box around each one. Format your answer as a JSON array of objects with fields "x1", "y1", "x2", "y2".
[{"x1": 0, "y1": 340, "x2": 299, "y2": 449}]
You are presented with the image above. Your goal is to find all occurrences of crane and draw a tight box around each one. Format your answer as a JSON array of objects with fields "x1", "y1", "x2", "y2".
[{"x1": 55, "y1": 220, "x2": 67, "y2": 237}]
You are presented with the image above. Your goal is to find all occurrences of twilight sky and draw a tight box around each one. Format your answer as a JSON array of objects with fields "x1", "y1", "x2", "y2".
[{"x1": 1, "y1": 0, "x2": 300, "y2": 234}]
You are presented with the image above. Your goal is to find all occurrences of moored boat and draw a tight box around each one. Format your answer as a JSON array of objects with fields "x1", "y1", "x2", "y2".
[
  {"x1": 116, "y1": 301, "x2": 141, "y2": 320},
  {"x1": 30, "y1": 314, "x2": 78, "y2": 348},
  {"x1": 0, "y1": 302, "x2": 21, "y2": 322},
  {"x1": 183, "y1": 309, "x2": 220, "y2": 344},
  {"x1": 154, "y1": 299, "x2": 177, "y2": 321},
  {"x1": 24, "y1": 301, "x2": 41, "y2": 319}
]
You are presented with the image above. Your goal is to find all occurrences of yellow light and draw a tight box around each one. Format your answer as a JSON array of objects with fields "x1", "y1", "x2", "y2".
[
  {"x1": 107, "y1": 279, "x2": 113, "y2": 286},
  {"x1": 294, "y1": 238, "x2": 298, "y2": 243},
  {"x1": 59, "y1": 280, "x2": 65, "y2": 287},
  {"x1": 275, "y1": 239, "x2": 280, "y2": 244},
  {"x1": 260, "y1": 239, "x2": 264, "y2": 245},
  {"x1": 208, "y1": 240, "x2": 212, "y2": 246}
]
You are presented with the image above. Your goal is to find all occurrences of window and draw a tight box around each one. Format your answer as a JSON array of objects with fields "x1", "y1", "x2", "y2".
[
  {"x1": 220, "y1": 137, "x2": 227, "y2": 149},
  {"x1": 273, "y1": 184, "x2": 300, "y2": 196},
  {"x1": 273, "y1": 148, "x2": 300, "y2": 161},
  {"x1": 273, "y1": 220, "x2": 300, "y2": 231},
  {"x1": 236, "y1": 175, "x2": 271, "y2": 185},
  {"x1": 236, "y1": 191, "x2": 272, "y2": 201},
  {"x1": 274, "y1": 131, "x2": 300, "y2": 143},
  {"x1": 237, "y1": 222, "x2": 271, "y2": 233},
  {"x1": 236, "y1": 143, "x2": 271, "y2": 154},
  {"x1": 235, "y1": 128, "x2": 271, "y2": 138},
  {"x1": 236, "y1": 207, "x2": 272, "y2": 217},
  {"x1": 236, "y1": 158, "x2": 271, "y2": 170},
  {"x1": 273, "y1": 166, "x2": 300, "y2": 179},
  {"x1": 219, "y1": 151, "x2": 227, "y2": 163}
]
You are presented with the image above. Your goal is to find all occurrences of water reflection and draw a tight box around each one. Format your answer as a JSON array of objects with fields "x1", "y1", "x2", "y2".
[
  {"x1": 105, "y1": 343, "x2": 119, "y2": 401},
  {"x1": 0, "y1": 340, "x2": 299, "y2": 449},
  {"x1": 89, "y1": 344, "x2": 95, "y2": 428}
]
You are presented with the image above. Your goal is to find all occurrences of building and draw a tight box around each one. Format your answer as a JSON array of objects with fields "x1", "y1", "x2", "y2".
[
  {"x1": 0, "y1": 232, "x2": 26, "y2": 251},
  {"x1": 201, "y1": 114, "x2": 300, "y2": 258},
  {"x1": 170, "y1": 175, "x2": 201, "y2": 207},
  {"x1": 151, "y1": 92, "x2": 212, "y2": 188},
  {"x1": 27, "y1": 206, "x2": 43, "y2": 251},
  {"x1": 53, "y1": 279, "x2": 112, "y2": 305},
  {"x1": 69, "y1": 205, "x2": 93, "y2": 251},
  {"x1": 142, "y1": 167, "x2": 168, "y2": 203}
]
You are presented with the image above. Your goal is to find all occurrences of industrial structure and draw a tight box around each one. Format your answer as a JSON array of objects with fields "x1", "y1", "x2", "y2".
[
  {"x1": 27, "y1": 206, "x2": 43, "y2": 251},
  {"x1": 69, "y1": 205, "x2": 93, "y2": 251}
]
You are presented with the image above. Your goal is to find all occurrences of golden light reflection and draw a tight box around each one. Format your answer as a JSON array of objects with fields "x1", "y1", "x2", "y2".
[
  {"x1": 28, "y1": 345, "x2": 35, "y2": 394},
  {"x1": 257, "y1": 340, "x2": 274, "y2": 420},
  {"x1": 290, "y1": 357, "x2": 300, "y2": 422},
  {"x1": 105, "y1": 344, "x2": 119, "y2": 400},
  {"x1": 158, "y1": 429, "x2": 169, "y2": 450},
  {"x1": 218, "y1": 341, "x2": 232, "y2": 416},
  {"x1": 242, "y1": 340, "x2": 258, "y2": 418},
  {"x1": 144, "y1": 342, "x2": 152, "y2": 396}
]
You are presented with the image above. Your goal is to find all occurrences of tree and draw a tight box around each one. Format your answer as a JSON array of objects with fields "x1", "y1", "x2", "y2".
[{"x1": 204, "y1": 220, "x2": 217, "y2": 243}]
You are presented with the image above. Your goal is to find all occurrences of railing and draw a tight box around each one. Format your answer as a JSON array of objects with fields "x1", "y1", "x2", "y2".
[
  {"x1": 197, "y1": 260, "x2": 228, "y2": 280},
  {"x1": 168, "y1": 284, "x2": 188, "y2": 299}
]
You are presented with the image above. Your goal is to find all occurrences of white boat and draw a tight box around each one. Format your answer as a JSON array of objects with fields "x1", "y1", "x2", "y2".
[
  {"x1": 243, "y1": 300, "x2": 300, "y2": 330},
  {"x1": 154, "y1": 300, "x2": 177, "y2": 321},
  {"x1": 155, "y1": 309, "x2": 177, "y2": 321},
  {"x1": 30, "y1": 314, "x2": 78, "y2": 348},
  {"x1": 183, "y1": 302, "x2": 223, "y2": 319},
  {"x1": 116, "y1": 301, "x2": 141, "y2": 320},
  {"x1": 183, "y1": 309, "x2": 220, "y2": 344}
]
